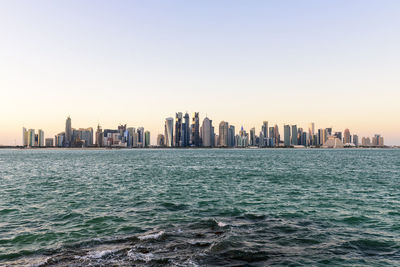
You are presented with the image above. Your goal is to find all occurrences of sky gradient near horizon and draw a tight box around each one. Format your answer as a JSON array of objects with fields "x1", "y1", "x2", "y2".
[{"x1": 1, "y1": 0, "x2": 399, "y2": 145}]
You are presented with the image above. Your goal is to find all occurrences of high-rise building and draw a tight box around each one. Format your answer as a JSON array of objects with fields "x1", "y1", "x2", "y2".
[
  {"x1": 322, "y1": 128, "x2": 329, "y2": 144},
  {"x1": 144, "y1": 131, "x2": 150, "y2": 147},
  {"x1": 249, "y1": 127, "x2": 256, "y2": 146},
  {"x1": 175, "y1": 112, "x2": 183, "y2": 147},
  {"x1": 291, "y1": 125, "x2": 298, "y2": 145},
  {"x1": 214, "y1": 134, "x2": 219, "y2": 147},
  {"x1": 269, "y1": 127, "x2": 275, "y2": 147},
  {"x1": 353, "y1": 135, "x2": 359, "y2": 146},
  {"x1": 157, "y1": 134, "x2": 165, "y2": 147},
  {"x1": 308, "y1": 123, "x2": 315, "y2": 136},
  {"x1": 34, "y1": 134, "x2": 39, "y2": 147},
  {"x1": 95, "y1": 125, "x2": 103, "y2": 147},
  {"x1": 191, "y1": 112, "x2": 200, "y2": 146},
  {"x1": 127, "y1": 127, "x2": 135, "y2": 148},
  {"x1": 372, "y1": 134, "x2": 384, "y2": 147},
  {"x1": 308, "y1": 123, "x2": 315, "y2": 144},
  {"x1": 284, "y1": 125, "x2": 291, "y2": 147},
  {"x1": 164, "y1": 117, "x2": 174, "y2": 147},
  {"x1": 132, "y1": 131, "x2": 138, "y2": 148},
  {"x1": 65, "y1": 116, "x2": 72, "y2": 147},
  {"x1": 183, "y1": 112, "x2": 190, "y2": 147},
  {"x1": 118, "y1": 124, "x2": 127, "y2": 137},
  {"x1": 201, "y1": 117, "x2": 213, "y2": 147},
  {"x1": 262, "y1": 121, "x2": 268, "y2": 139},
  {"x1": 237, "y1": 126, "x2": 249, "y2": 147},
  {"x1": 218, "y1": 121, "x2": 229, "y2": 147},
  {"x1": 228, "y1": 125, "x2": 235, "y2": 147},
  {"x1": 55, "y1": 132, "x2": 65, "y2": 147},
  {"x1": 273, "y1": 125, "x2": 280, "y2": 147},
  {"x1": 22, "y1": 127, "x2": 28, "y2": 147},
  {"x1": 259, "y1": 131, "x2": 264, "y2": 148},
  {"x1": 38, "y1": 129, "x2": 44, "y2": 147},
  {"x1": 28, "y1": 129, "x2": 35, "y2": 147},
  {"x1": 317, "y1": 129, "x2": 323, "y2": 146},
  {"x1": 137, "y1": 127, "x2": 144, "y2": 148},
  {"x1": 260, "y1": 121, "x2": 268, "y2": 147},
  {"x1": 74, "y1": 128, "x2": 93, "y2": 147},
  {"x1": 343, "y1": 128, "x2": 351, "y2": 144}
]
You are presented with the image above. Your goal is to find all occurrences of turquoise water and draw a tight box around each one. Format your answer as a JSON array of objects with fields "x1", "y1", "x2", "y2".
[{"x1": 0, "y1": 149, "x2": 399, "y2": 266}]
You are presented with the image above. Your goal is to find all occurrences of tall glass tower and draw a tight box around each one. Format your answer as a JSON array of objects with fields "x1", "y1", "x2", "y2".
[{"x1": 65, "y1": 116, "x2": 72, "y2": 147}]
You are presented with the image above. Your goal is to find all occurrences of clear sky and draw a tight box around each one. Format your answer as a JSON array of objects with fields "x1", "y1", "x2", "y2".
[{"x1": 1, "y1": 0, "x2": 399, "y2": 145}]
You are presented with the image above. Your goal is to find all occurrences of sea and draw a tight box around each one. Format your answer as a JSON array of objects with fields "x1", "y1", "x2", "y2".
[{"x1": 0, "y1": 149, "x2": 399, "y2": 266}]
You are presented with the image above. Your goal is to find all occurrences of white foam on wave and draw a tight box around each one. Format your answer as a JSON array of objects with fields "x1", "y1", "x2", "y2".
[
  {"x1": 127, "y1": 249, "x2": 154, "y2": 262},
  {"x1": 213, "y1": 218, "x2": 228, "y2": 227},
  {"x1": 185, "y1": 259, "x2": 200, "y2": 267},
  {"x1": 217, "y1": 221, "x2": 227, "y2": 227},
  {"x1": 138, "y1": 230, "x2": 165, "y2": 240},
  {"x1": 28, "y1": 257, "x2": 50, "y2": 267},
  {"x1": 85, "y1": 249, "x2": 117, "y2": 259}
]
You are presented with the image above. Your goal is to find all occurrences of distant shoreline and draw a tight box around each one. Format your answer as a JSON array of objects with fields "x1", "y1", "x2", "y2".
[{"x1": 0, "y1": 146, "x2": 398, "y2": 150}]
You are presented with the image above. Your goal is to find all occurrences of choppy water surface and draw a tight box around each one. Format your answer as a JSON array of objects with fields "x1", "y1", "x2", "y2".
[{"x1": 0, "y1": 149, "x2": 399, "y2": 266}]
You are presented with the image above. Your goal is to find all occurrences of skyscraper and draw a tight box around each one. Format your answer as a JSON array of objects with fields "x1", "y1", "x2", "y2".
[
  {"x1": 228, "y1": 125, "x2": 235, "y2": 147},
  {"x1": 218, "y1": 121, "x2": 229, "y2": 147},
  {"x1": 353, "y1": 134, "x2": 359, "y2": 146},
  {"x1": 201, "y1": 117, "x2": 213, "y2": 147},
  {"x1": 273, "y1": 125, "x2": 280, "y2": 147},
  {"x1": 261, "y1": 121, "x2": 268, "y2": 147},
  {"x1": 95, "y1": 124, "x2": 103, "y2": 147},
  {"x1": 22, "y1": 127, "x2": 28, "y2": 147},
  {"x1": 65, "y1": 116, "x2": 72, "y2": 147},
  {"x1": 343, "y1": 128, "x2": 351, "y2": 144},
  {"x1": 137, "y1": 127, "x2": 144, "y2": 148},
  {"x1": 127, "y1": 127, "x2": 136, "y2": 148},
  {"x1": 237, "y1": 126, "x2": 249, "y2": 147},
  {"x1": 284, "y1": 125, "x2": 291, "y2": 147},
  {"x1": 28, "y1": 129, "x2": 35, "y2": 147},
  {"x1": 249, "y1": 127, "x2": 256, "y2": 146},
  {"x1": 55, "y1": 132, "x2": 65, "y2": 147},
  {"x1": 175, "y1": 112, "x2": 183, "y2": 147},
  {"x1": 164, "y1": 117, "x2": 174, "y2": 147},
  {"x1": 144, "y1": 131, "x2": 150, "y2": 147},
  {"x1": 157, "y1": 134, "x2": 165, "y2": 147},
  {"x1": 269, "y1": 127, "x2": 275, "y2": 147},
  {"x1": 191, "y1": 112, "x2": 200, "y2": 146},
  {"x1": 183, "y1": 112, "x2": 190, "y2": 147},
  {"x1": 262, "y1": 121, "x2": 268, "y2": 139},
  {"x1": 307, "y1": 123, "x2": 314, "y2": 145},
  {"x1": 38, "y1": 129, "x2": 44, "y2": 147},
  {"x1": 291, "y1": 125, "x2": 298, "y2": 145}
]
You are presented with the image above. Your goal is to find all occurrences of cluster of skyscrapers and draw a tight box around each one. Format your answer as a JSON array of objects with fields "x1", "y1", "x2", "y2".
[
  {"x1": 22, "y1": 128, "x2": 46, "y2": 147},
  {"x1": 22, "y1": 114, "x2": 385, "y2": 148},
  {"x1": 22, "y1": 117, "x2": 149, "y2": 148},
  {"x1": 158, "y1": 114, "x2": 385, "y2": 148}
]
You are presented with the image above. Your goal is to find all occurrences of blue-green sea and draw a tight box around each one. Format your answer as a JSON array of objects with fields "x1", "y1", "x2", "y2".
[{"x1": 0, "y1": 149, "x2": 399, "y2": 266}]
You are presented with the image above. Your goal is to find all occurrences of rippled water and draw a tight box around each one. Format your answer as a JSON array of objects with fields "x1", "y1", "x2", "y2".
[{"x1": 0, "y1": 149, "x2": 399, "y2": 266}]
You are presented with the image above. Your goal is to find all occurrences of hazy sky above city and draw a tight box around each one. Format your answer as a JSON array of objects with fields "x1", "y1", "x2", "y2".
[{"x1": 1, "y1": 0, "x2": 399, "y2": 145}]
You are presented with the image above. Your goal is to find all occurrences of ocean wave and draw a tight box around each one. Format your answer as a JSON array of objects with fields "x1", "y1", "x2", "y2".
[
  {"x1": 127, "y1": 250, "x2": 154, "y2": 262},
  {"x1": 138, "y1": 231, "x2": 165, "y2": 240},
  {"x1": 84, "y1": 249, "x2": 118, "y2": 259}
]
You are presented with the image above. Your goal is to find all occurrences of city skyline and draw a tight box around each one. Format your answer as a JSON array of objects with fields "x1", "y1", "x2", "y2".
[
  {"x1": 19, "y1": 114, "x2": 386, "y2": 148},
  {"x1": 1, "y1": 1, "x2": 400, "y2": 145}
]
